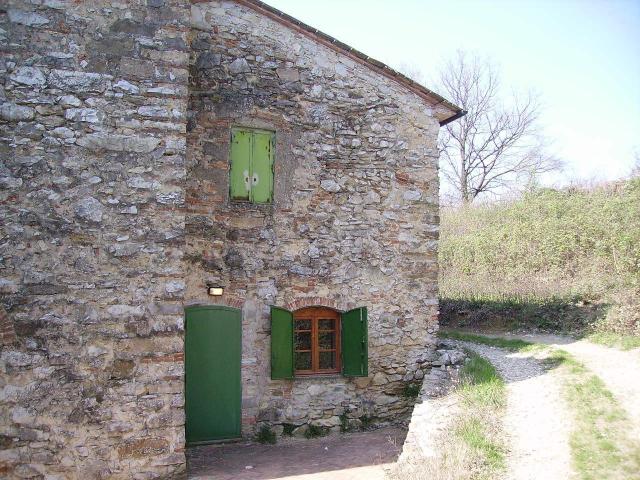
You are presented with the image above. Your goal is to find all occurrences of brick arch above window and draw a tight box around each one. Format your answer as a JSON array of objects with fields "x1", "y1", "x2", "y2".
[{"x1": 285, "y1": 297, "x2": 355, "y2": 313}]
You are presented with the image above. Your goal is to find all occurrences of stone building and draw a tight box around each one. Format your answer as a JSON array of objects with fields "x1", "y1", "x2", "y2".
[{"x1": 0, "y1": 0, "x2": 462, "y2": 478}]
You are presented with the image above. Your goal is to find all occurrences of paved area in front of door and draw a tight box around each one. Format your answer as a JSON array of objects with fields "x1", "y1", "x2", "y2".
[{"x1": 187, "y1": 426, "x2": 407, "y2": 480}]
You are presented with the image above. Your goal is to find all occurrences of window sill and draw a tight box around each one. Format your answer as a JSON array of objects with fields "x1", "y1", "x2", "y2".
[
  {"x1": 293, "y1": 374, "x2": 343, "y2": 380},
  {"x1": 227, "y1": 201, "x2": 275, "y2": 213}
]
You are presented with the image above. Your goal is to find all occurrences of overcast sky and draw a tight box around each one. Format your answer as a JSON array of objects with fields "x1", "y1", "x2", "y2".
[{"x1": 265, "y1": 0, "x2": 640, "y2": 185}]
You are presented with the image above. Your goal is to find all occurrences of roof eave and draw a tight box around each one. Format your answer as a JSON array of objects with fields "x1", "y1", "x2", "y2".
[{"x1": 439, "y1": 109, "x2": 467, "y2": 127}]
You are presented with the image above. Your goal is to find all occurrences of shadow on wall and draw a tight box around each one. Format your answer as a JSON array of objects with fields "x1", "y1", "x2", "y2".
[{"x1": 439, "y1": 297, "x2": 609, "y2": 335}]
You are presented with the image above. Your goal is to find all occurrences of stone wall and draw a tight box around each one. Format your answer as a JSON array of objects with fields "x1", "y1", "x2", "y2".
[
  {"x1": 187, "y1": 0, "x2": 442, "y2": 435},
  {"x1": 396, "y1": 341, "x2": 465, "y2": 469},
  {"x1": 1, "y1": 1, "x2": 190, "y2": 478}
]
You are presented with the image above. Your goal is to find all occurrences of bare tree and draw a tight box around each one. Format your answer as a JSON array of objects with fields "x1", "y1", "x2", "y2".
[
  {"x1": 438, "y1": 51, "x2": 561, "y2": 203},
  {"x1": 631, "y1": 149, "x2": 640, "y2": 178},
  {"x1": 397, "y1": 62, "x2": 427, "y2": 86}
]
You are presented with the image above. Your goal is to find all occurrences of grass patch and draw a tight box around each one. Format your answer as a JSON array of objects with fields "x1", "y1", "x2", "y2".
[
  {"x1": 281, "y1": 423, "x2": 295, "y2": 436},
  {"x1": 586, "y1": 331, "x2": 640, "y2": 351},
  {"x1": 455, "y1": 351, "x2": 506, "y2": 474},
  {"x1": 304, "y1": 424, "x2": 328, "y2": 439},
  {"x1": 402, "y1": 382, "x2": 422, "y2": 399},
  {"x1": 455, "y1": 417, "x2": 505, "y2": 471},
  {"x1": 544, "y1": 349, "x2": 640, "y2": 480},
  {"x1": 255, "y1": 424, "x2": 276, "y2": 444},
  {"x1": 458, "y1": 351, "x2": 506, "y2": 410},
  {"x1": 439, "y1": 330, "x2": 541, "y2": 353}
]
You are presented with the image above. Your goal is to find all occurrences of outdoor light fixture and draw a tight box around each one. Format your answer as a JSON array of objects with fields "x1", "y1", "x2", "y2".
[{"x1": 207, "y1": 286, "x2": 224, "y2": 296}]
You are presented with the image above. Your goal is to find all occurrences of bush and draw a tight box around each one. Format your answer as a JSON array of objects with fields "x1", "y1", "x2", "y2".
[
  {"x1": 255, "y1": 424, "x2": 276, "y2": 444},
  {"x1": 439, "y1": 180, "x2": 640, "y2": 335},
  {"x1": 282, "y1": 423, "x2": 295, "y2": 436},
  {"x1": 304, "y1": 423, "x2": 329, "y2": 439},
  {"x1": 402, "y1": 382, "x2": 421, "y2": 399}
]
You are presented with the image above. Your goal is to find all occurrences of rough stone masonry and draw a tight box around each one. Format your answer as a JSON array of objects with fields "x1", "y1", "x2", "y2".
[{"x1": 0, "y1": 0, "x2": 461, "y2": 478}]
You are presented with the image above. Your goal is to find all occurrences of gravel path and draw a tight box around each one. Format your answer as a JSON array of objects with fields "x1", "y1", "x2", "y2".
[
  {"x1": 459, "y1": 341, "x2": 573, "y2": 480},
  {"x1": 481, "y1": 332, "x2": 640, "y2": 442}
]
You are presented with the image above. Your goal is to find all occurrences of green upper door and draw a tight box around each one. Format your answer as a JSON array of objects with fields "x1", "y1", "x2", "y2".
[
  {"x1": 250, "y1": 131, "x2": 274, "y2": 203},
  {"x1": 229, "y1": 130, "x2": 252, "y2": 201},
  {"x1": 229, "y1": 128, "x2": 274, "y2": 204},
  {"x1": 185, "y1": 305, "x2": 242, "y2": 445}
]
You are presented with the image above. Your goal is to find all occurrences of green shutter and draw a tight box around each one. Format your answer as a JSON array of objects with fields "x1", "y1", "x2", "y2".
[
  {"x1": 341, "y1": 307, "x2": 368, "y2": 377},
  {"x1": 271, "y1": 306, "x2": 294, "y2": 379},
  {"x1": 229, "y1": 129, "x2": 251, "y2": 201},
  {"x1": 229, "y1": 128, "x2": 274, "y2": 203},
  {"x1": 250, "y1": 131, "x2": 274, "y2": 203}
]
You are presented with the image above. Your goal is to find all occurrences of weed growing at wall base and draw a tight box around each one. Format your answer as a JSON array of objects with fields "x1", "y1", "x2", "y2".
[
  {"x1": 304, "y1": 424, "x2": 329, "y2": 439},
  {"x1": 402, "y1": 382, "x2": 422, "y2": 399},
  {"x1": 255, "y1": 425, "x2": 277, "y2": 444},
  {"x1": 282, "y1": 423, "x2": 295, "y2": 436}
]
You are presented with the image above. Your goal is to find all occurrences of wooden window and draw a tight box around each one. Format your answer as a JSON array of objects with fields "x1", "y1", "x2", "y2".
[
  {"x1": 229, "y1": 128, "x2": 274, "y2": 204},
  {"x1": 293, "y1": 307, "x2": 341, "y2": 375},
  {"x1": 270, "y1": 305, "x2": 368, "y2": 379}
]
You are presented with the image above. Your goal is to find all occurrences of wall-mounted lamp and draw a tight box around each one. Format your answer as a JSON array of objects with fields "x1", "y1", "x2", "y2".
[{"x1": 207, "y1": 285, "x2": 224, "y2": 296}]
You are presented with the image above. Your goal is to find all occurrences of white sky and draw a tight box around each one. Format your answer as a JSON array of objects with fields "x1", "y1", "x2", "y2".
[{"x1": 264, "y1": 0, "x2": 640, "y2": 184}]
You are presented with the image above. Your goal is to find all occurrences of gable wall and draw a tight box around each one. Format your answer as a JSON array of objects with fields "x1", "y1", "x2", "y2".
[{"x1": 187, "y1": 0, "x2": 441, "y2": 435}]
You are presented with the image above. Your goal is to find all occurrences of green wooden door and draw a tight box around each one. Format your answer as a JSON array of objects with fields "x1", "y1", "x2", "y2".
[{"x1": 185, "y1": 305, "x2": 242, "y2": 445}]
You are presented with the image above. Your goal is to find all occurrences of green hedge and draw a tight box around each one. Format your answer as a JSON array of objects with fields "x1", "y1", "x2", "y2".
[{"x1": 439, "y1": 179, "x2": 640, "y2": 334}]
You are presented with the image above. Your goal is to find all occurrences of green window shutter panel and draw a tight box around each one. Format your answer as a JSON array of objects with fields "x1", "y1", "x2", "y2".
[
  {"x1": 341, "y1": 307, "x2": 368, "y2": 377},
  {"x1": 250, "y1": 132, "x2": 274, "y2": 204},
  {"x1": 271, "y1": 306, "x2": 294, "y2": 379},
  {"x1": 229, "y1": 129, "x2": 252, "y2": 201}
]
